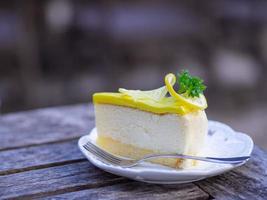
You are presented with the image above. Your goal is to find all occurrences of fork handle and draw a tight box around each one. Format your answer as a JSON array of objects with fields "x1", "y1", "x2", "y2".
[{"x1": 139, "y1": 154, "x2": 250, "y2": 164}]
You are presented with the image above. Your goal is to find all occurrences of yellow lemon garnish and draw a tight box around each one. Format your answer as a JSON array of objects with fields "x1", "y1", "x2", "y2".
[
  {"x1": 118, "y1": 77, "x2": 175, "y2": 102},
  {"x1": 164, "y1": 73, "x2": 207, "y2": 110},
  {"x1": 94, "y1": 71, "x2": 207, "y2": 115}
]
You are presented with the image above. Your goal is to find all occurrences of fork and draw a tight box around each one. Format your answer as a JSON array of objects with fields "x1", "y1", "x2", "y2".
[{"x1": 83, "y1": 141, "x2": 250, "y2": 168}]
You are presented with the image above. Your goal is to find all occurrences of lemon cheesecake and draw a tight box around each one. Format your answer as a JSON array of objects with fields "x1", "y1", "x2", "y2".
[{"x1": 93, "y1": 71, "x2": 208, "y2": 168}]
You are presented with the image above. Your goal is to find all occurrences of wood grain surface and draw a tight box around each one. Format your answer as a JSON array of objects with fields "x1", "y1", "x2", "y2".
[
  {"x1": 196, "y1": 146, "x2": 267, "y2": 200},
  {"x1": 0, "y1": 104, "x2": 94, "y2": 150},
  {"x1": 42, "y1": 182, "x2": 209, "y2": 200},
  {"x1": 0, "y1": 140, "x2": 84, "y2": 175},
  {"x1": 0, "y1": 104, "x2": 266, "y2": 199}
]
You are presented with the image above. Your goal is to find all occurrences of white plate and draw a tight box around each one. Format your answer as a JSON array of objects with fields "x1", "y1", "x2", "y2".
[{"x1": 78, "y1": 121, "x2": 253, "y2": 184}]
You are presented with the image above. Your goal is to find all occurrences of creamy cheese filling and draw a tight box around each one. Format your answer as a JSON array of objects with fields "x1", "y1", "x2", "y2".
[{"x1": 95, "y1": 104, "x2": 208, "y2": 155}]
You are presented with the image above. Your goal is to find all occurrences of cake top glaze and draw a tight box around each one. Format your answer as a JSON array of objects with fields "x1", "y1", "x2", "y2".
[{"x1": 93, "y1": 71, "x2": 207, "y2": 115}]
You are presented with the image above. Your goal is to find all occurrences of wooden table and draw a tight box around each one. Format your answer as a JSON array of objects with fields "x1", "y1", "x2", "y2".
[{"x1": 0, "y1": 104, "x2": 266, "y2": 200}]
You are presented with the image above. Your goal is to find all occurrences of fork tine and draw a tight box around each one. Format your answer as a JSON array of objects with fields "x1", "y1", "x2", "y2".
[
  {"x1": 83, "y1": 142, "x2": 122, "y2": 164},
  {"x1": 83, "y1": 143, "x2": 113, "y2": 162},
  {"x1": 83, "y1": 143, "x2": 114, "y2": 162},
  {"x1": 87, "y1": 147, "x2": 121, "y2": 165},
  {"x1": 85, "y1": 141, "x2": 122, "y2": 162},
  {"x1": 83, "y1": 143, "x2": 118, "y2": 164}
]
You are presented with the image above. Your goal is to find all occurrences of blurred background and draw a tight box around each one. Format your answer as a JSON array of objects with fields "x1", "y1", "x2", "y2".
[{"x1": 0, "y1": 1, "x2": 267, "y2": 149}]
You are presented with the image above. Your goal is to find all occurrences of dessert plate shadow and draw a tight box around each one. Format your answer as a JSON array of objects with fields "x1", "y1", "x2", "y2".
[{"x1": 78, "y1": 121, "x2": 253, "y2": 184}]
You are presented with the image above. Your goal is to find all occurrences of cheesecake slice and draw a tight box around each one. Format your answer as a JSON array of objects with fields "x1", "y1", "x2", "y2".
[{"x1": 93, "y1": 72, "x2": 208, "y2": 168}]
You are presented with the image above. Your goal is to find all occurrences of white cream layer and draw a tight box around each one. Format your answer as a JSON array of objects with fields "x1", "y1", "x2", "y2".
[{"x1": 94, "y1": 104, "x2": 208, "y2": 155}]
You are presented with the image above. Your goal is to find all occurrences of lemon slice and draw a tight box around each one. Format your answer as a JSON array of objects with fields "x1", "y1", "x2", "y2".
[
  {"x1": 119, "y1": 78, "x2": 175, "y2": 102},
  {"x1": 164, "y1": 73, "x2": 207, "y2": 110}
]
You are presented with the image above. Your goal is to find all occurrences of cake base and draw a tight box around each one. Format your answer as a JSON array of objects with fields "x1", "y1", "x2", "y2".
[{"x1": 96, "y1": 135, "x2": 197, "y2": 168}]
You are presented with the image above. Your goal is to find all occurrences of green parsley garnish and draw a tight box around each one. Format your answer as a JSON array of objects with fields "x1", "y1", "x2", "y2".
[{"x1": 177, "y1": 70, "x2": 206, "y2": 98}]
